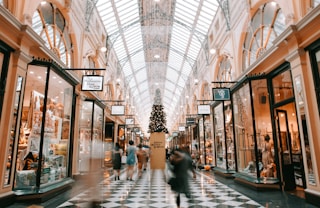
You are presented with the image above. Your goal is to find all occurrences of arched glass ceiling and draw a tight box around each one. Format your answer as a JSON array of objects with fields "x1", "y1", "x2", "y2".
[{"x1": 96, "y1": 0, "x2": 219, "y2": 132}]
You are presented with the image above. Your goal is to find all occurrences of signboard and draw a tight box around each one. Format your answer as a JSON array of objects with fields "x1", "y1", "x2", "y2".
[
  {"x1": 197, "y1": 104, "x2": 211, "y2": 115},
  {"x1": 125, "y1": 118, "x2": 134, "y2": 125},
  {"x1": 213, "y1": 88, "x2": 231, "y2": 101},
  {"x1": 172, "y1": 132, "x2": 179, "y2": 137},
  {"x1": 81, "y1": 75, "x2": 104, "y2": 91},
  {"x1": 186, "y1": 117, "x2": 196, "y2": 125},
  {"x1": 132, "y1": 127, "x2": 140, "y2": 132},
  {"x1": 111, "y1": 105, "x2": 125, "y2": 115},
  {"x1": 179, "y1": 126, "x2": 186, "y2": 131}
]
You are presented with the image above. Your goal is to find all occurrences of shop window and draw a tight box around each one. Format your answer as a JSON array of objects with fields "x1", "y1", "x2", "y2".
[
  {"x1": 272, "y1": 70, "x2": 294, "y2": 104},
  {"x1": 79, "y1": 101, "x2": 93, "y2": 173},
  {"x1": 15, "y1": 64, "x2": 73, "y2": 189},
  {"x1": 232, "y1": 84, "x2": 257, "y2": 176},
  {"x1": 242, "y1": 2, "x2": 286, "y2": 70},
  {"x1": 0, "y1": 41, "x2": 13, "y2": 119},
  {"x1": 31, "y1": 2, "x2": 72, "y2": 67},
  {"x1": 0, "y1": 52, "x2": 4, "y2": 118},
  {"x1": 251, "y1": 79, "x2": 276, "y2": 178},
  {"x1": 4, "y1": 76, "x2": 23, "y2": 186},
  {"x1": 214, "y1": 103, "x2": 225, "y2": 169},
  {"x1": 78, "y1": 101, "x2": 104, "y2": 172}
]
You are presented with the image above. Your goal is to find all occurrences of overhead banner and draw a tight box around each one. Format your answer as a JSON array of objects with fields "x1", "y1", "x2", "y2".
[{"x1": 212, "y1": 88, "x2": 231, "y2": 101}]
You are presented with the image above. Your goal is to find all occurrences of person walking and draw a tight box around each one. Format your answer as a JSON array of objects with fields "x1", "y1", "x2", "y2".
[
  {"x1": 136, "y1": 144, "x2": 147, "y2": 178},
  {"x1": 126, "y1": 140, "x2": 136, "y2": 181},
  {"x1": 112, "y1": 142, "x2": 122, "y2": 180},
  {"x1": 168, "y1": 148, "x2": 194, "y2": 208}
]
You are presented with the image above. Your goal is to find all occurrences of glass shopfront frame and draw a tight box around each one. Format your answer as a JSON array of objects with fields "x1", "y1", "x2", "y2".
[
  {"x1": 14, "y1": 61, "x2": 77, "y2": 191},
  {"x1": 269, "y1": 65, "x2": 304, "y2": 190},
  {"x1": 78, "y1": 100, "x2": 104, "y2": 173},
  {"x1": 232, "y1": 75, "x2": 279, "y2": 183},
  {"x1": 304, "y1": 38, "x2": 320, "y2": 186},
  {"x1": 213, "y1": 101, "x2": 235, "y2": 172},
  {"x1": 1, "y1": 40, "x2": 15, "y2": 186},
  {"x1": 0, "y1": 40, "x2": 13, "y2": 120},
  {"x1": 197, "y1": 115, "x2": 212, "y2": 166}
]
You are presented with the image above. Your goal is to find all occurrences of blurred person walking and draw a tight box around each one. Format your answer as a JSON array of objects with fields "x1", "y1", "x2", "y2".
[
  {"x1": 136, "y1": 144, "x2": 147, "y2": 178},
  {"x1": 168, "y1": 148, "x2": 195, "y2": 208},
  {"x1": 112, "y1": 142, "x2": 122, "y2": 180},
  {"x1": 126, "y1": 140, "x2": 136, "y2": 181}
]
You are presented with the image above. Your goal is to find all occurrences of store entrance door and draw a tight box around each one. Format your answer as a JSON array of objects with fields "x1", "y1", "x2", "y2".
[{"x1": 276, "y1": 109, "x2": 296, "y2": 191}]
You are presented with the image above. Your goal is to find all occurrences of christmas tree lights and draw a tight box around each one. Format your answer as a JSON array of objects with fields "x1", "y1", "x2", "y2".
[{"x1": 148, "y1": 89, "x2": 168, "y2": 133}]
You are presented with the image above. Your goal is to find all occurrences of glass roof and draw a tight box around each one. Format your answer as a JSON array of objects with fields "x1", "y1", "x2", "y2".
[{"x1": 96, "y1": 0, "x2": 219, "y2": 132}]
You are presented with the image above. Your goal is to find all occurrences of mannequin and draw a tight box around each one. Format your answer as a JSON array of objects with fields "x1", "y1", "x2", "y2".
[{"x1": 261, "y1": 135, "x2": 274, "y2": 177}]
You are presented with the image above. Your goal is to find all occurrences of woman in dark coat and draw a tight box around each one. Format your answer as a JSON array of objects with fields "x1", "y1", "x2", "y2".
[
  {"x1": 169, "y1": 149, "x2": 193, "y2": 208},
  {"x1": 112, "y1": 142, "x2": 122, "y2": 180}
]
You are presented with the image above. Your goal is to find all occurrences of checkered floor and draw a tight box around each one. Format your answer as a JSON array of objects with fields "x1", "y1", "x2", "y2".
[{"x1": 57, "y1": 167, "x2": 264, "y2": 208}]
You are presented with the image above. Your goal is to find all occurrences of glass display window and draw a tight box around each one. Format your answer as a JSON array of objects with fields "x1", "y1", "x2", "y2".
[
  {"x1": 232, "y1": 83, "x2": 257, "y2": 176},
  {"x1": 251, "y1": 79, "x2": 275, "y2": 178},
  {"x1": 214, "y1": 103, "x2": 225, "y2": 168},
  {"x1": 214, "y1": 101, "x2": 235, "y2": 171},
  {"x1": 4, "y1": 76, "x2": 23, "y2": 186},
  {"x1": 14, "y1": 63, "x2": 74, "y2": 190},
  {"x1": 0, "y1": 41, "x2": 13, "y2": 120},
  {"x1": 78, "y1": 101, "x2": 104, "y2": 172},
  {"x1": 79, "y1": 101, "x2": 93, "y2": 173},
  {"x1": 272, "y1": 70, "x2": 294, "y2": 104}
]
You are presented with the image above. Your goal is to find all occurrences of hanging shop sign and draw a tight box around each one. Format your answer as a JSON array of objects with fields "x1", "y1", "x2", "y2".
[
  {"x1": 212, "y1": 88, "x2": 231, "y2": 101},
  {"x1": 172, "y1": 132, "x2": 179, "y2": 137},
  {"x1": 197, "y1": 104, "x2": 211, "y2": 115},
  {"x1": 111, "y1": 105, "x2": 125, "y2": 115},
  {"x1": 186, "y1": 117, "x2": 196, "y2": 125},
  {"x1": 132, "y1": 127, "x2": 140, "y2": 132},
  {"x1": 125, "y1": 118, "x2": 134, "y2": 125},
  {"x1": 81, "y1": 75, "x2": 104, "y2": 91},
  {"x1": 178, "y1": 126, "x2": 186, "y2": 131}
]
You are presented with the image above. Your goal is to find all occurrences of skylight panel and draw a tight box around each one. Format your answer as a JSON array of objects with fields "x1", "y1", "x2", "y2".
[
  {"x1": 198, "y1": 11, "x2": 213, "y2": 26},
  {"x1": 131, "y1": 84, "x2": 139, "y2": 93},
  {"x1": 138, "y1": 81, "x2": 149, "y2": 92},
  {"x1": 135, "y1": 69, "x2": 147, "y2": 83},
  {"x1": 178, "y1": 0, "x2": 198, "y2": 10},
  {"x1": 166, "y1": 70, "x2": 179, "y2": 82}
]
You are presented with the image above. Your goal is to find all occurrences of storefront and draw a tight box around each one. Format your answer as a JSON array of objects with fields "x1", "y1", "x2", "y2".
[
  {"x1": 304, "y1": 38, "x2": 320, "y2": 204},
  {"x1": 1, "y1": 40, "x2": 14, "y2": 187},
  {"x1": 0, "y1": 40, "x2": 12, "y2": 121},
  {"x1": 78, "y1": 100, "x2": 105, "y2": 173},
  {"x1": 231, "y1": 63, "x2": 305, "y2": 190},
  {"x1": 13, "y1": 60, "x2": 78, "y2": 196},
  {"x1": 197, "y1": 115, "x2": 213, "y2": 166},
  {"x1": 213, "y1": 100, "x2": 236, "y2": 175}
]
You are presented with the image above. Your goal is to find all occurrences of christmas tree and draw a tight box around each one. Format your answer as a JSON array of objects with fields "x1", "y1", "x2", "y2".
[{"x1": 148, "y1": 89, "x2": 169, "y2": 133}]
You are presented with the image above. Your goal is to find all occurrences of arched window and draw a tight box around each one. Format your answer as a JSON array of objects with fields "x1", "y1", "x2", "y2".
[
  {"x1": 242, "y1": 2, "x2": 286, "y2": 70},
  {"x1": 32, "y1": 2, "x2": 72, "y2": 67},
  {"x1": 217, "y1": 56, "x2": 233, "y2": 82}
]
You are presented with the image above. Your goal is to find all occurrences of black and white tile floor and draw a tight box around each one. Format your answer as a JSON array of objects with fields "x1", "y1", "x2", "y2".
[{"x1": 57, "y1": 168, "x2": 264, "y2": 208}]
